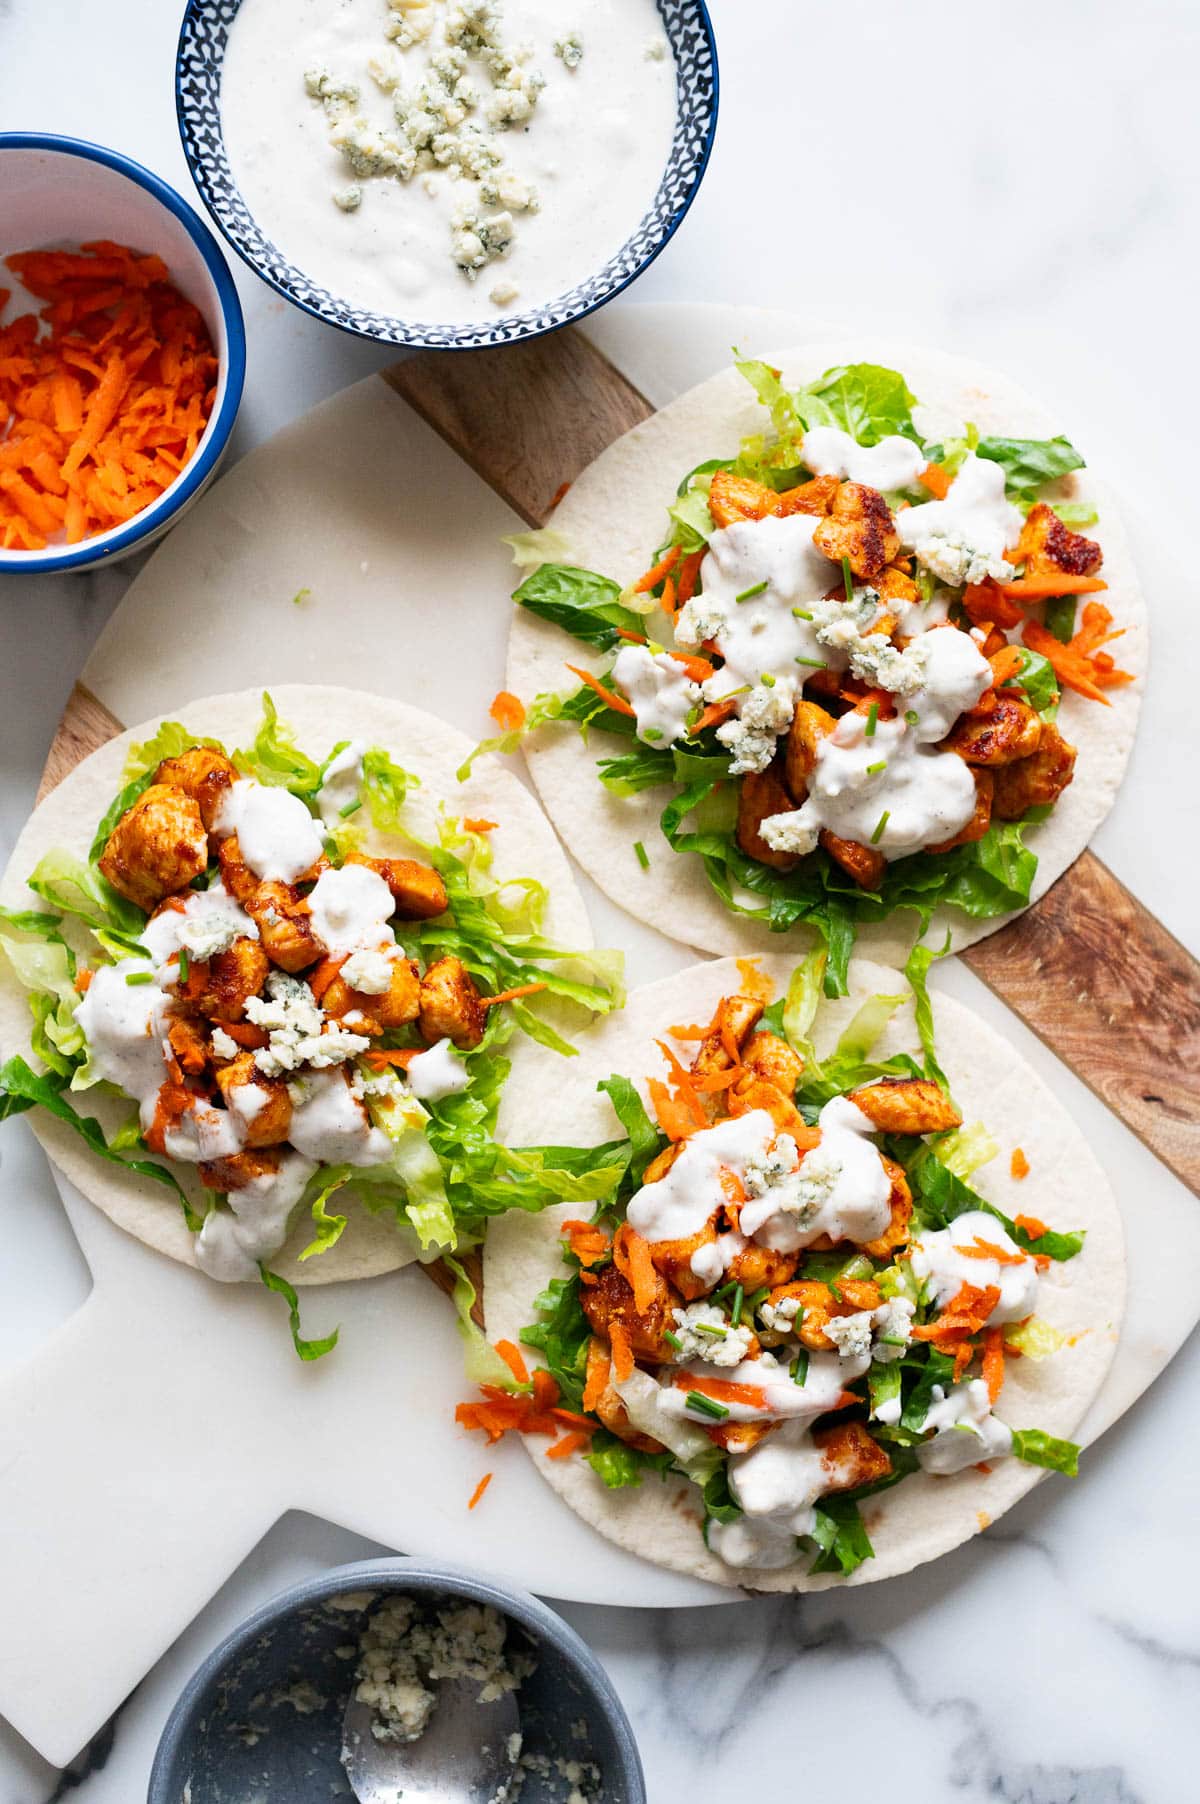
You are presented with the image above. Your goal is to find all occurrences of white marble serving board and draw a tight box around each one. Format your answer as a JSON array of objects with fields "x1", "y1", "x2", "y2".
[{"x1": 1, "y1": 305, "x2": 1195, "y2": 1768}]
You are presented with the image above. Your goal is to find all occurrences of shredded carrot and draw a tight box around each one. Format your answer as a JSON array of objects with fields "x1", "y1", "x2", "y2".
[
  {"x1": 668, "y1": 1022, "x2": 709, "y2": 1040},
  {"x1": 482, "y1": 982, "x2": 547, "y2": 1008},
  {"x1": 919, "y1": 462, "x2": 952, "y2": 499},
  {"x1": 1021, "y1": 619, "x2": 1115, "y2": 705},
  {"x1": 669, "y1": 649, "x2": 717, "y2": 683},
  {"x1": 717, "y1": 1166, "x2": 747, "y2": 1210},
  {"x1": 309, "y1": 955, "x2": 347, "y2": 1001},
  {"x1": 613, "y1": 1223, "x2": 658, "y2": 1315},
  {"x1": 546, "y1": 1430, "x2": 590, "y2": 1461},
  {"x1": 362, "y1": 1047, "x2": 419, "y2": 1070},
  {"x1": 690, "y1": 697, "x2": 737, "y2": 735},
  {"x1": 996, "y1": 574, "x2": 1108, "y2": 602},
  {"x1": 647, "y1": 1077, "x2": 701, "y2": 1142},
  {"x1": 548, "y1": 479, "x2": 571, "y2": 510},
  {"x1": 677, "y1": 1374, "x2": 769, "y2": 1410},
  {"x1": 0, "y1": 242, "x2": 217, "y2": 551},
  {"x1": 1010, "y1": 1147, "x2": 1030, "y2": 1181},
  {"x1": 963, "y1": 580, "x2": 1024, "y2": 631},
  {"x1": 660, "y1": 574, "x2": 677, "y2": 622},
  {"x1": 467, "y1": 1472, "x2": 493, "y2": 1510},
  {"x1": 532, "y1": 1369, "x2": 559, "y2": 1411},
  {"x1": 489, "y1": 690, "x2": 525, "y2": 732},
  {"x1": 676, "y1": 548, "x2": 705, "y2": 605},
  {"x1": 456, "y1": 1383, "x2": 560, "y2": 1443},
  {"x1": 615, "y1": 627, "x2": 647, "y2": 643},
  {"x1": 912, "y1": 1282, "x2": 1002, "y2": 1342},
  {"x1": 582, "y1": 1346, "x2": 610, "y2": 1413},
  {"x1": 982, "y1": 1327, "x2": 1006, "y2": 1404},
  {"x1": 494, "y1": 1339, "x2": 530, "y2": 1385},
  {"x1": 551, "y1": 1406, "x2": 598, "y2": 1432},
  {"x1": 566, "y1": 663, "x2": 636, "y2": 717},
  {"x1": 632, "y1": 543, "x2": 681, "y2": 593},
  {"x1": 653, "y1": 1039, "x2": 709, "y2": 1132},
  {"x1": 609, "y1": 1321, "x2": 634, "y2": 1384},
  {"x1": 988, "y1": 645, "x2": 1026, "y2": 689},
  {"x1": 692, "y1": 1066, "x2": 745, "y2": 1095},
  {"x1": 958, "y1": 1236, "x2": 1028, "y2": 1267},
  {"x1": 220, "y1": 1021, "x2": 269, "y2": 1051},
  {"x1": 562, "y1": 1219, "x2": 611, "y2": 1268},
  {"x1": 1015, "y1": 1212, "x2": 1048, "y2": 1240},
  {"x1": 463, "y1": 817, "x2": 497, "y2": 833}
]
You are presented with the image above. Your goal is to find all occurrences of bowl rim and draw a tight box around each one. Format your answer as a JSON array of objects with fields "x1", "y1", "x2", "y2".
[
  {"x1": 174, "y1": 0, "x2": 719, "y2": 351},
  {"x1": 0, "y1": 130, "x2": 246, "y2": 575},
  {"x1": 147, "y1": 1555, "x2": 648, "y2": 1804}
]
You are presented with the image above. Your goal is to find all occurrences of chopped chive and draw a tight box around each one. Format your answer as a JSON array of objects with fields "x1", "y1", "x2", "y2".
[
  {"x1": 686, "y1": 1390, "x2": 730, "y2": 1421},
  {"x1": 634, "y1": 840, "x2": 649, "y2": 869},
  {"x1": 828, "y1": 1282, "x2": 843, "y2": 1303},
  {"x1": 291, "y1": 587, "x2": 312, "y2": 606},
  {"x1": 879, "y1": 1334, "x2": 908, "y2": 1347},
  {"x1": 841, "y1": 556, "x2": 854, "y2": 604},
  {"x1": 794, "y1": 656, "x2": 825, "y2": 669},
  {"x1": 792, "y1": 1346, "x2": 810, "y2": 1386},
  {"x1": 736, "y1": 580, "x2": 768, "y2": 603},
  {"x1": 791, "y1": 607, "x2": 813, "y2": 620},
  {"x1": 664, "y1": 1329, "x2": 683, "y2": 1352},
  {"x1": 730, "y1": 1283, "x2": 744, "y2": 1327},
  {"x1": 177, "y1": 949, "x2": 190, "y2": 983},
  {"x1": 124, "y1": 971, "x2": 154, "y2": 986},
  {"x1": 760, "y1": 672, "x2": 776, "y2": 687},
  {"x1": 865, "y1": 702, "x2": 879, "y2": 738},
  {"x1": 905, "y1": 709, "x2": 919, "y2": 726},
  {"x1": 695, "y1": 1321, "x2": 728, "y2": 1338},
  {"x1": 870, "y1": 809, "x2": 890, "y2": 845},
  {"x1": 339, "y1": 798, "x2": 362, "y2": 819},
  {"x1": 866, "y1": 760, "x2": 887, "y2": 776}
]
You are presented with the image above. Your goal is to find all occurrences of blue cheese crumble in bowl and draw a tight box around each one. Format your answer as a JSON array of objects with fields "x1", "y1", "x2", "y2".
[
  {"x1": 148, "y1": 1558, "x2": 646, "y2": 1803},
  {"x1": 176, "y1": 0, "x2": 717, "y2": 348}
]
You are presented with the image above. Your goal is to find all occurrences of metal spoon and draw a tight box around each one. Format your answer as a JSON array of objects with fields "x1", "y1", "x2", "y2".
[{"x1": 341, "y1": 1679, "x2": 521, "y2": 1804}]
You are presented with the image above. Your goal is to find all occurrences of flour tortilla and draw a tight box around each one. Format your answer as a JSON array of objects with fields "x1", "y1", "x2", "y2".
[
  {"x1": 484, "y1": 953, "x2": 1126, "y2": 1591},
  {"x1": 506, "y1": 342, "x2": 1147, "y2": 963},
  {"x1": 0, "y1": 685, "x2": 596, "y2": 1284}
]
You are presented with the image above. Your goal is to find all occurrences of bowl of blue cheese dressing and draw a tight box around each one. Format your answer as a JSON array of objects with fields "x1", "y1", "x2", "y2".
[{"x1": 177, "y1": 0, "x2": 717, "y2": 347}]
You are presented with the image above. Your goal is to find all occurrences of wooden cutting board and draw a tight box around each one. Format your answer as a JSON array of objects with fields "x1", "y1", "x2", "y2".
[{"x1": 6, "y1": 303, "x2": 1199, "y2": 1765}]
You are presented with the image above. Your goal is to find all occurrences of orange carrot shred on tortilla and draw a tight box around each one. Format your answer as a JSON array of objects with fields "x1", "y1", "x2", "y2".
[
  {"x1": 667, "y1": 1022, "x2": 709, "y2": 1040},
  {"x1": 692, "y1": 1065, "x2": 745, "y2": 1095},
  {"x1": 545, "y1": 1430, "x2": 590, "y2": 1461},
  {"x1": 532, "y1": 1369, "x2": 559, "y2": 1411},
  {"x1": 912, "y1": 1283, "x2": 1002, "y2": 1342},
  {"x1": 988, "y1": 644, "x2": 1026, "y2": 689},
  {"x1": 676, "y1": 548, "x2": 706, "y2": 605},
  {"x1": 1011, "y1": 1147, "x2": 1031, "y2": 1181},
  {"x1": 562, "y1": 1219, "x2": 611, "y2": 1268},
  {"x1": 957, "y1": 1236, "x2": 1028, "y2": 1267},
  {"x1": 565, "y1": 663, "x2": 636, "y2": 717},
  {"x1": 308, "y1": 955, "x2": 348, "y2": 1002},
  {"x1": 551, "y1": 1407, "x2": 598, "y2": 1433},
  {"x1": 582, "y1": 1348, "x2": 610, "y2": 1413},
  {"x1": 982, "y1": 1326, "x2": 1006, "y2": 1403},
  {"x1": 549, "y1": 479, "x2": 571, "y2": 510},
  {"x1": 632, "y1": 543, "x2": 681, "y2": 593},
  {"x1": 482, "y1": 982, "x2": 548, "y2": 1008},
  {"x1": 647, "y1": 1077, "x2": 702, "y2": 1143},
  {"x1": 362, "y1": 1047, "x2": 419, "y2": 1070},
  {"x1": 489, "y1": 689, "x2": 525, "y2": 731},
  {"x1": 462, "y1": 817, "x2": 497, "y2": 833},
  {"x1": 609, "y1": 1321, "x2": 635, "y2": 1384},
  {"x1": 690, "y1": 698, "x2": 737, "y2": 735},
  {"x1": 467, "y1": 1472, "x2": 493, "y2": 1510},
  {"x1": 996, "y1": 574, "x2": 1108, "y2": 602},
  {"x1": 1014, "y1": 1212, "x2": 1047, "y2": 1240},
  {"x1": 676, "y1": 1374, "x2": 769, "y2": 1410},
  {"x1": 612, "y1": 1223, "x2": 658, "y2": 1315},
  {"x1": 494, "y1": 1339, "x2": 530, "y2": 1386},
  {"x1": 0, "y1": 243, "x2": 217, "y2": 551},
  {"x1": 653, "y1": 1039, "x2": 709, "y2": 1132},
  {"x1": 919, "y1": 462, "x2": 952, "y2": 499},
  {"x1": 615, "y1": 627, "x2": 648, "y2": 644}
]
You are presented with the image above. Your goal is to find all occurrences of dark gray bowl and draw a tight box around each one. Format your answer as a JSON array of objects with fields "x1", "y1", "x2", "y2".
[{"x1": 148, "y1": 1558, "x2": 646, "y2": 1804}]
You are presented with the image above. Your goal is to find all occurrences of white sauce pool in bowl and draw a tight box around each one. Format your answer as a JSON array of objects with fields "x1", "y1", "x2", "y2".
[{"x1": 220, "y1": 0, "x2": 678, "y2": 324}]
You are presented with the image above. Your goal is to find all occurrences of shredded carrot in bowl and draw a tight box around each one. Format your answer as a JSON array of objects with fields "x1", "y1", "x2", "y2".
[{"x1": 0, "y1": 240, "x2": 218, "y2": 552}]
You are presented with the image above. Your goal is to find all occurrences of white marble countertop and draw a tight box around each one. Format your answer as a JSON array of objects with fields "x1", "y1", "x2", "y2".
[{"x1": 3, "y1": 1, "x2": 1200, "y2": 1798}]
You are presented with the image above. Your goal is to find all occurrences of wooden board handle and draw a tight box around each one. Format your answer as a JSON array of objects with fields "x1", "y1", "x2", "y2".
[{"x1": 389, "y1": 329, "x2": 1200, "y2": 1198}]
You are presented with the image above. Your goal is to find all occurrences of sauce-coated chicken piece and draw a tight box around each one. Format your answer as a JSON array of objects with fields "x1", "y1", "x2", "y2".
[
  {"x1": 98, "y1": 783, "x2": 208, "y2": 911},
  {"x1": 764, "y1": 1277, "x2": 884, "y2": 1351},
  {"x1": 1013, "y1": 502, "x2": 1102, "y2": 580},
  {"x1": 813, "y1": 1419, "x2": 893, "y2": 1490},
  {"x1": 343, "y1": 852, "x2": 448, "y2": 920},
  {"x1": 213, "y1": 1050, "x2": 293, "y2": 1147},
  {"x1": 929, "y1": 767, "x2": 993, "y2": 854},
  {"x1": 181, "y1": 936, "x2": 271, "y2": 1023},
  {"x1": 812, "y1": 483, "x2": 900, "y2": 580},
  {"x1": 154, "y1": 745, "x2": 237, "y2": 831},
  {"x1": 418, "y1": 954, "x2": 486, "y2": 1048},
  {"x1": 784, "y1": 698, "x2": 836, "y2": 801},
  {"x1": 944, "y1": 691, "x2": 1042, "y2": 765},
  {"x1": 736, "y1": 764, "x2": 798, "y2": 871},
  {"x1": 991, "y1": 722, "x2": 1077, "y2": 819},
  {"x1": 847, "y1": 1077, "x2": 962, "y2": 1135},
  {"x1": 819, "y1": 828, "x2": 885, "y2": 890},
  {"x1": 580, "y1": 1259, "x2": 674, "y2": 1363}
]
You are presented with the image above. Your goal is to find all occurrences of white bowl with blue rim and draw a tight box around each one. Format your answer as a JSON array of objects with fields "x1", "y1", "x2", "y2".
[
  {"x1": 0, "y1": 133, "x2": 245, "y2": 577},
  {"x1": 175, "y1": 0, "x2": 718, "y2": 350}
]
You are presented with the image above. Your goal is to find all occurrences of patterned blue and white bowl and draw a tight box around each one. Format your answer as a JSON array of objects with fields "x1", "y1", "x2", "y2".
[
  {"x1": 0, "y1": 134, "x2": 245, "y2": 576},
  {"x1": 176, "y1": 0, "x2": 718, "y2": 350}
]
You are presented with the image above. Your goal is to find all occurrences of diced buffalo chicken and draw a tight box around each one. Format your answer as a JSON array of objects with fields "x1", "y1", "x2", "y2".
[
  {"x1": 323, "y1": 955, "x2": 421, "y2": 1035},
  {"x1": 847, "y1": 1077, "x2": 962, "y2": 1135},
  {"x1": 707, "y1": 469, "x2": 784, "y2": 529},
  {"x1": 860, "y1": 1157, "x2": 915, "y2": 1260},
  {"x1": 585, "y1": 1338, "x2": 664, "y2": 1452},
  {"x1": 154, "y1": 745, "x2": 237, "y2": 832},
  {"x1": 245, "y1": 882, "x2": 325, "y2": 973},
  {"x1": 213, "y1": 1050, "x2": 292, "y2": 1147},
  {"x1": 723, "y1": 1239, "x2": 800, "y2": 1293},
  {"x1": 98, "y1": 783, "x2": 208, "y2": 911},
  {"x1": 775, "y1": 474, "x2": 840, "y2": 517},
  {"x1": 1013, "y1": 502, "x2": 1102, "y2": 580},
  {"x1": 198, "y1": 1146, "x2": 285, "y2": 1191},
  {"x1": 727, "y1": 1073, "x2": 809, "y2": 1139},
  {"x1": 418, "y1": 954, "x2": 486, "y2": 1048},
  {"x1": 344, "y1": 851, "x2": 447, "y2": 920},
  {"x1": 929, "y1": 767, "x2": 993, "y2": 854},
  {"x1": 785, "y1": 698, "x2": 835, "y2": 801},
  {"x1": 166, "y1": 1015, "x2": 209, "y2": 1076},
  {"x1": 765, "y1": 1277, "x2": 883, "y2": 1352},
  {"x1": 736, "y1": 763, "x2": 798, "y2": 871},
  {"x1": 689, "y1": 994, "x2": 765, "y2": 1086},
  {"x1": 179, "y1": 936, "x2": 270, "y2": 1023},
  {"x1": 874, "y1": 562, "x2": 921, "y2": 608},
  {"x1": 580, "y1": 1259, "x2": 674, "y2": 1363},
  {"x1": 813, "y1": 1420, "x2": 892, "y2": 1491},
  {"x1": 708, "y1": 1419, "x2": 778, "y2": 1454},
  {"x1": 648, "y1": 1222, "x2": 722, "y2": 1302},
  {"x1": 820, "y1": 828, "x2": 885, "y2": 890},
  {"x1": 741, "y1": 1032, "x2": 803, "y2": 1099},
  {"x1": 944, "y1": 691, "x2": 1042, "y2": 765},
  {"x1": 812, "y1": 483, "x2": 900, "y2": 581},
  {"x1": 992, "y1": 722, "x2": 1077, "y2": 819}
]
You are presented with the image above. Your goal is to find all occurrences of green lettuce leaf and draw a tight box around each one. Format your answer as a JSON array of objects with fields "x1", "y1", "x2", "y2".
[
  {"x1": 26, "y1": 846, "x2": 146, "y2": 940},
  {"x1": 514, "y1": 564, "x2": 647, "y2": 650},
  {"x1": 234, "y1": 692, "x2": 324, "y2": 795},
  {"x1": 520, "y1": 1272, "x2": 592, "y2": 1411},
  {"x1": 903, "y1": 1141, "x2": 1082, "y2": 1261},
  {"x1": 1009, "y1": 1427, "x2": 1079, "y2": 1476},
  {"x1": 934, "y1": 1121, "x2": 999, "y2": 1180},
  {"x1": 799, "y1": 363, "x2": 919, "y2": 448},
  {"x1": 1003, "y1": 1317, "x2": 1068, "y2": 1360},
  {"x1": 808, "y1": 1496, "x2": 875, "y2": 1575},
  {"x1": 597, "y1": 1074, "x2": 662, "y2": 1184},
  {"x1": 1007, "y1": 647, "x2": 1060, "y2": 720},
  {"x1": 445, "y1": 1254, "x2": 524, "y2": 1389},
  {"x1": 297, "y1": 1171, "x2": 351, "y2": 1261},
  {"x1": 501, "y1": 527, "x2": 573, "y2": 571},
  {"x1": 360, "y1": 745, "x2": 418, "y2": 833},
  {"x1": 1044, "y1": 595, "x2": 1079, "y2": 643},
  {"x1": 976, "y1": 435, "x2": 1085, "y2": 505},
  {"x1": 258, "y1": 1265, "x2": 340, "y2": 1361},
  {"x1": 0, "y1": 906, "x2": 84, "y2": 1072},
  {"x1": 903, "y1": 935, "x2": 951, "y2": 1090}
]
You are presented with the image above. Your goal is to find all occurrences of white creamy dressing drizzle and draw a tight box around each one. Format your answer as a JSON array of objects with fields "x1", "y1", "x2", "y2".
[
  {"x1": 662, "y1": 1347, "x2": 866, "y2": 1427},
  {"x1": 896, "y1": 452, "x2": 1024, "y2": 570},
  {"x1": 801, "y1": 427, "x2": 926, "y2": 492},
  {"x1": 611, "y1": 644, "x2": 699, "y2": 747},
  {"x1": 220, "y1": 0, "x2": 677, "y2": 325},
  {"x1": 315, "y1": 740, "x2": 366, "y2": 828},
  {"x1": 140, "y1": 882, "x2": 259, "y2": 966},
  {"x1": 763, "y1": 711, "x2": 978, "y2": 862},
  {"x1": 406, "y1": 1036, "x2": 470, "y2": 1102},
  {"x1": 193, "y1": 1151, "x2": 318, "y2": 1282},
  {"x1": 288, "y1": 1067, "x2": 392, "y2": 1165},
  {"x1": 679, "y1": 514, "x2": 831, "y2": 703},
  {"x1": 916, "y1": 1377, "x2": 1013, "y2": 1474},
  {"x1": 307, "y1": 863, "x2": 397, "y2": 957},
  {"x1": 215, "y1": 781, "x2": 325, "y2": 883},
  {"x1": 627, "y1": 1097, "x2": 891, "y2": 1255},
  {"x1": 911, "y1": 1209, "x2": 1039, "y2": 1325},
  {"x1": 74, "y1": 961, "x2": 174, "y2": 1129}
]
